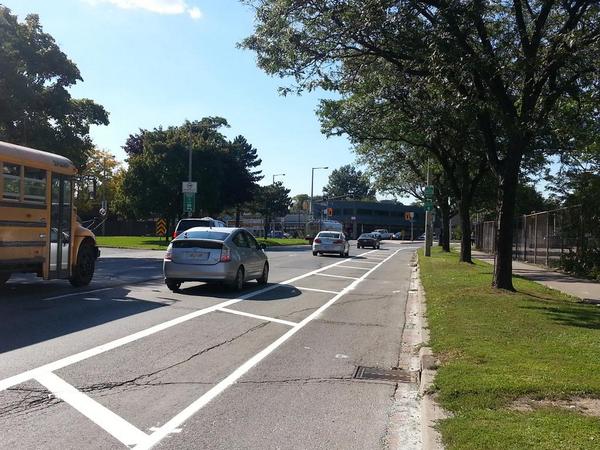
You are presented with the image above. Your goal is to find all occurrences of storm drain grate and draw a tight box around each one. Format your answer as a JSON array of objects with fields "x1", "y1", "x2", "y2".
[{"x1": 353, "y1": 366, "x2": 416, "y2": 383}]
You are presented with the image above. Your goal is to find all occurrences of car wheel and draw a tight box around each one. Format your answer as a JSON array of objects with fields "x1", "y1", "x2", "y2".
[
  {"x1": 357, "y1": 244, "x2": 361, "y2": 249},
  {"x1": 312, "y1": 251, "x2": 318, "y2": 256},
  {"x1": 69, "y1": 241, "x2": 96, "y2": 287},
  {"x1": 257, "y1": 263, "x2": 269, "y2": 285},
  {"x1": 0, "y1": 272, "x2": 10, "y2": 286},
  {"x1": 166, "y1": 280, "x2": 181, "y2": 292},
  {"x1": 230, "y1": 266, "x2": 244, "y2": 291},
  {"x1": 344, "y1": 249, "x2": 349, "y2": 257}
]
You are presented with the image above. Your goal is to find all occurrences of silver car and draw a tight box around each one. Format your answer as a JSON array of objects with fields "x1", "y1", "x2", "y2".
[
  {"x1": 312, "y1": 231, "x2": 350, "y2": 257},
  {"x1": 163, "y1": 227, "x2": 268, "y2": 292}
]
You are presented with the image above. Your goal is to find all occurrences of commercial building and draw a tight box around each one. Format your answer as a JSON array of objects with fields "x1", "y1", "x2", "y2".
[{"x1": 313, "y1": 200, "x2": 425, "y2": 239}]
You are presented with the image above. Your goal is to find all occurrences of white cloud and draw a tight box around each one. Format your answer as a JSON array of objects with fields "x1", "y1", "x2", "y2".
[{"x1": 87, "y1": 0, "x2": 203, "y2": 19}]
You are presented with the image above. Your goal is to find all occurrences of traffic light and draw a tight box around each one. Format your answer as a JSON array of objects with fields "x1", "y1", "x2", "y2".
[{"x1": 327, "y1": 207, "x2": 333, "y2": 217}]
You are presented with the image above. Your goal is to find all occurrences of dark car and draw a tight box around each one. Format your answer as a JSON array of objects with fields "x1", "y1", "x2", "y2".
[{"x1": 356, "y1": 233, "x2": 380, "y2": 249}]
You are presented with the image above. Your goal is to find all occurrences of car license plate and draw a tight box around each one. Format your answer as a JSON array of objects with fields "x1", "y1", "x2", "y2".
[{"x1": 188, "y1": 251, "x2": 208, "y2": 260}]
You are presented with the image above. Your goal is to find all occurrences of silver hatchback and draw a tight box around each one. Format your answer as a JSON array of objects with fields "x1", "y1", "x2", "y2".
[{"x1": 163, "y1": 227, "x2": 268, "y2": 292}]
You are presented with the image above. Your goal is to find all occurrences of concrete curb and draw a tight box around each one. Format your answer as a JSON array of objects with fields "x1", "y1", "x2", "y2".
[{"x1": 415, "y1": 256, "x2": 448, "y2": 450}]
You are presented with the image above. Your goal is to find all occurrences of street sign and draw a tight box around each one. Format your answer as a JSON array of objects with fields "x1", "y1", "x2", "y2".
[
  {"x1": 424, "y1": 185, "x2": 434, "y2": 198},
  {"x1": 155, "y1": 218, "x2": 167, "y2": 236},
  {"x1": 351, "y1": 216, "x2": 356, "y2": 221},
  {"x1": 182, "y1": 181, "x2": 198, "y2": 194},
  {"x1": 424, "y1": 200, "x2": 434, "y2": 211},
  {"x1": 183, "y1": 192, "x2": 195, "y2": 214},
  {"x1": 404, "y1": 211, "x2": 414, "y2": 221}
]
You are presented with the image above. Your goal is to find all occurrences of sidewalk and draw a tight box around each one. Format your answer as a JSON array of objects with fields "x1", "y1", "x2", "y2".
[{"x1": 472, "y1": 250, "x2": 600, "y2": 303}]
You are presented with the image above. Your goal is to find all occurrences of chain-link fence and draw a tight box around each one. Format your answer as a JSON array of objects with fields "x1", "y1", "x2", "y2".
[{"x1": 474, "y1": 205, "x2": 599, "y2": 269}]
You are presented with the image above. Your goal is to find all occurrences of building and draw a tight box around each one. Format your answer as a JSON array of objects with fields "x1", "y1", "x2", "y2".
[{"x1": 313, "y1": 200, "x2": 426, "y2": 239}]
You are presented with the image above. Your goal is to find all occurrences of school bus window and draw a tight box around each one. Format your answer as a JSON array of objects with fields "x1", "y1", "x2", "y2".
[
  {"x1": 2, "y1": 163, "x2": 21, "y2": 200},
  {"x1": 23, "y1": 166, "x2": 46, "y2": 203}
]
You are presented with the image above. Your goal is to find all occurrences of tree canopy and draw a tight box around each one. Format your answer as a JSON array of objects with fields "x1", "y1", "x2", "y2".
[
  {"x1": 323, "y1": 164, "x2": 375, "y2": 200},
  {"x1": 0, "y1": 6, "x2": 109, "y2": 167}
]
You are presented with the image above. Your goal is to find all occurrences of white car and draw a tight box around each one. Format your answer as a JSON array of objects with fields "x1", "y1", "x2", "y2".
[
  {"x1": 373, "y1": 229, "x2": 392, "y2": 240},
  {"x1": 312, "y1": 231, "x2": 350, "y2": 257}
]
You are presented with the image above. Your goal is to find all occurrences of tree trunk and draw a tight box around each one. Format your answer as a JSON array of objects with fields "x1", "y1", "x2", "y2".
[
  {"x1": 493, "y1": 160, "x2": 520, "y2": 290},
  {"x1": 458, "y1": 200, "x2": 472, "y2": 263},
  {"x1": 438, "y1": 198, "x2": 451, "y2": 252}
]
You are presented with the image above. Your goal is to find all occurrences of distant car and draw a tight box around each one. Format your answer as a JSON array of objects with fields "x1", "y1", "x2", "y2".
[
  {"x1": 416, "y1": 233, "x2": 426, "y2": 240},
  {"x1": 312, "y1": 231, "x2": 350, "y2": 257},
  {"x1": 373, "y1": 229, "x2": 392, "y2": 240},
  {"x1": 268, "y1": 230, "x2": 285, "y2": 238},
  {"x1": 370, "y1": 231, "x2": 382, "y2": 240},
  {"x1": 357, "y1": 233, "x2": 380, "y2": 249},
  {"x1": 392, "y1": 232, "x2": 403, "y2": 240},
  {"x1": 163, "y1": 227, "x2": 268, "y2": 292},
  {"x1": 173, "y1": 217, "x2": 225, "y2": 238}
]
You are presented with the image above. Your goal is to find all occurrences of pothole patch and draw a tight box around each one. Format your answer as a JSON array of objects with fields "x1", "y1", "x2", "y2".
[{"x1": 511, "y1": 397, "x2": 600, "y2": 417}]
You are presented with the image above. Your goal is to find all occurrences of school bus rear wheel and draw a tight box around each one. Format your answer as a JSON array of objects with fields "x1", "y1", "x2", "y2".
[
  {"x1": 69, "y1": 240, "x2": 96, "y2": 287},
  {"x1": 0, "y1": 272, "x2": 10, "y2": 286}
]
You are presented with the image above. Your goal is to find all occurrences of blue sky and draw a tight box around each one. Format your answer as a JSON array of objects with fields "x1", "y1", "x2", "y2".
[{"x1": 3, "y1": 0, "x2": 362, "y2": 197}]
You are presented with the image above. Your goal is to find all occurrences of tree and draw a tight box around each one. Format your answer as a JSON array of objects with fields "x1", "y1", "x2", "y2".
[
  {"x1": 119, "y1": 118, "x2": 262, "y2": 229},
  {"x1": 0, "y1": 7, "x2": 109, "y2": 168},
  {"x1": 242, "y1": 0, "x2": 600, "y2": 289},
  {"x1": 227, "y1": 135, "x2": 263, "y2": 226},
  {"x1": 251, "y1": 182, "x2": 292, "y2": 236},
  {"x1": 291, "y1": 194, "x2": 310, "y2": 213},
  {"x1": 75, "y1": 148, "x2": 120, "y2": 217},
  {"x1": 323, "y1": 164, "x2": 375, "y2": 200}
]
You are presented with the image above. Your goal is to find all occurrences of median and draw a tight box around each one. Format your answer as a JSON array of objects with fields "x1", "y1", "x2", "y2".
[
  {"x1": 419, "y1": 247, "x2": 600, "y2": 449},
  {"x1": 95, "y1": 236, "x2": 308, "y2": 250}
]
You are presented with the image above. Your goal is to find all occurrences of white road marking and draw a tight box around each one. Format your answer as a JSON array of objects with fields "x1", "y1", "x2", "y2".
[
  {"x1": 314, "y1": 273, "x2": 359, "y2": 281},
  {"x1": 345, "y1": 260, "x2": 379, "y2": 265},
  {"x1": 134, "y1": 247, "x2": 406, "y2": 450},
  {"x1": 335, "y1": 265, "x2": 371, "y2": 270},
  {"x1": 36, "y1": 372, "x2": 148, "y2": 447},
  {"x1": 216, "y1": 308, "x2": 298, "y2": 327},
  {"x1": 295, "y1": 286, "x2": 341, "y2": 295},
  {"x1": 0, "y1": 250, "x2": 376, "y2": 392}
]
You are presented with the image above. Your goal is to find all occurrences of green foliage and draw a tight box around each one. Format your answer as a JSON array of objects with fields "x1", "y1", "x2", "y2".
[
  {"x1": 323, "y1": 164, "x2": 375, "y2": 200},
  {"x1": 0, "y1": 6, "x2": 109, "y2": 167},
  {"x1": 290, "y1": 193, "x2": 310, "y2": 212},
  {"x1": 250, "y1": 182, "x2": 292, "y2": 235},
  {"x1": 116, "y1": 118, "x2": 262, "y2": 220},
  {"x1": 95, "y1": 236, "x2": 169, "y2": 250},
  {"x1": 74, "y1": 148, "x2": 121, "y2": 217},
  {"x1": 420, "y1": 247, "x2": 600, "y2": 448}
]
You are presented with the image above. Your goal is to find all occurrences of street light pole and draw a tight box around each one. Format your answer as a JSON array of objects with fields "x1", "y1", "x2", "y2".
[
  {"x1": 310, "y1": 166, "x2": 328, "y2": 219},
  {"x1": 187, "y1": 122, "x2": 193, "y2": 218}
]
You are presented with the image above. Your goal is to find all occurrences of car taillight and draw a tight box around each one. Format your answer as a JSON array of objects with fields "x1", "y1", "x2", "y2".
[
  {"x1": 333, "y1": 239, "x2": 343, "y2": 244},
  {"x1": 314, "y1": 238, "x2": 321, "y2": 243},
  {"x1": 220, "y1": 246, "x2": 231, "y2": 262},
  {"x1": 172, "y1": 231, "x2": 178, "y2": 238},
  {"x1": 164, "y1": 245, "x2": 172, "y2": 261}
]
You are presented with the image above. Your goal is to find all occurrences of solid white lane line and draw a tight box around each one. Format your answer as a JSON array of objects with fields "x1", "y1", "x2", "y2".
[
  {"x1": 295, "y1": 286, "x2": 341, "y2": 295},
  {"x1": 135, "y1": 247, "x2": 407, "y2": 450},
  {"x1": 36, "y1": 372, "x2": 148, "y2": 447},
  {"x1": 216, "y1": 308, "x2": 298, "y2": 327},
  {"x1": 335, "y1": 265, "x2": 371, "y2": 270},
  {"x1": 0, "y1": 250, "x2": 376, "y2": 392},
  {"x1": 314, "y1": 273, "x2": 359, "y2": 280}
]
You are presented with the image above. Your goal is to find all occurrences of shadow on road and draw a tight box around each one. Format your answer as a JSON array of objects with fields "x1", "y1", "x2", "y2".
[
  {"x1": 0, "y1": 284, "x2": 168, "y2": 355},
  {"x1": 172, "y1": 282, "x2": 303, "y2": 301}
]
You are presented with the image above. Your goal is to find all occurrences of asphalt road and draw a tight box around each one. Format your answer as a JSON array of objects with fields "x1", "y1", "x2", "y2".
[{"x1": 0, "y1": 241, "x2": 419, "y2": 450}]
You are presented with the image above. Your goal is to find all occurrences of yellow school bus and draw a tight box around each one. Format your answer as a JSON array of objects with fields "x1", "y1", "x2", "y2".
[{"x1": 0, "y1": 140, "x2": 100, "y2": 287}]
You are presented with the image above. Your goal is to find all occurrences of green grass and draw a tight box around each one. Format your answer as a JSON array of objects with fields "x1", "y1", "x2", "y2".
[
  {"x1": 255, "y1": 238, "x2": 308, "y2": 246},
  {"x1": 96, "y1": 236, "x2": 308, "y2": 250},
  {"x1": 420, "y1": 247, "x2": 600, "y2": 449},
  {"x1": 96, "y1": 236, "x2": 170, "y2": 250}
]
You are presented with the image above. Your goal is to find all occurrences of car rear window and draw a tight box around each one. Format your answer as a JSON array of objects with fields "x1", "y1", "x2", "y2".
[
  {"x1": 177, "y1": 219, "x2": 211, "y2": 231},
  {"x1": 359, "y1": 234, "x2": 372, "y2": 238},
  {"x1": 318, "y1": 232, "x2": 340, "y2": 238},
  {"x1": 172, "y1": 240, "x2": 223, "y2": 249},
  {"x1": 177, "y1": 230, "x2": 229, "y2": 241}
]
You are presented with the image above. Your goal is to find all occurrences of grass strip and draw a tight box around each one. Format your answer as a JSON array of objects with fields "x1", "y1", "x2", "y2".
[
  {"x1": 419, "y1": 247, "x2": 600, "y2": 449},
  {"x1": 96, "y1": 236, "x2": 308, "y2": 250}
]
